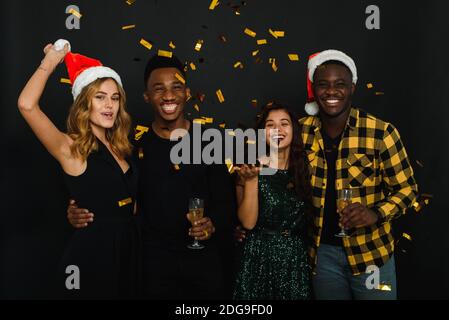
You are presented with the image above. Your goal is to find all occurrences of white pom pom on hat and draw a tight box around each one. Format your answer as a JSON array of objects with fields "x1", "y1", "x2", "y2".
[
  {"x1": 304, "y1": 49, "x2": 358, "y2": 116},
  {"x1": 56, "y1": 39, "x2": 123, "y2": 100}
]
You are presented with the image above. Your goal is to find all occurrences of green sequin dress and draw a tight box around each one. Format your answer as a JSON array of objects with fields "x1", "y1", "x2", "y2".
[{"x1": 233, "y1": 169, "x2": 311, "y2": 300}]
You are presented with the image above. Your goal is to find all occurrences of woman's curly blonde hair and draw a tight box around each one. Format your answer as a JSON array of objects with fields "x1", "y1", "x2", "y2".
[{"x1": 66, "y1": 78, "x2": 133, "y2": 160}]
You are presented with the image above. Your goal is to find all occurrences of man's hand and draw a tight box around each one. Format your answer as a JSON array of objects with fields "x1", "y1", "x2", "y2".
[
  {"x1": 234, "y1": 225, "x2": 247, "y2": 243},
  {"x1": 187, "y1": 215, "x2": 215, "y2": 241},
  {"x1": 67, "y1": 200, "x2": 94, "y2": 229},
  {"x1": 340, "y1": 203, "x2": 378, "y2": 229}
]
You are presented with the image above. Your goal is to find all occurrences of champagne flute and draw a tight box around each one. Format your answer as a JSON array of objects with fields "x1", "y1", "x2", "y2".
[
  {"x1": 187, "y1": 198, "x2": 205, "y2": 250},
  {"x1": 335, "y1": 189, "x2": 352, "y2": 238}
]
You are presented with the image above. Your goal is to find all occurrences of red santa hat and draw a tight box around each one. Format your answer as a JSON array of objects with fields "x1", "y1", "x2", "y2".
[
  {"x1": 305, "y1": 49, "x2": 358, "y2": 116},
  {"x1": 54, "y1": 39, "x2": 123, "y2": 100}
]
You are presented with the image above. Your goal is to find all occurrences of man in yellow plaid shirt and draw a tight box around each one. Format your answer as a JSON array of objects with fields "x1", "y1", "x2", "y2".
[{"x1": 301, "y1": 50, "x2": 418, "y2": 300}]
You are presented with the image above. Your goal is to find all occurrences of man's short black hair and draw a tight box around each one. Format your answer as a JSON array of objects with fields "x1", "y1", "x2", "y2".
[
  {"x1": 143, "y1": 54, "x2": 186, "y2": 87},
  {"x1": 318, "y1": 60, "x2": 353, "y2": 80}
]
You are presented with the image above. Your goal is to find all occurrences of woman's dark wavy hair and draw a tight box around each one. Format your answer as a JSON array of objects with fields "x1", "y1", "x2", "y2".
[{"x1": 256, "y1": 102, "x2": 313, "y2": 214}]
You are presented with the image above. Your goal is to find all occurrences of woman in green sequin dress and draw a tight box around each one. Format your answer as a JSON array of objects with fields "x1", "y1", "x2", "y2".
[{"x1": 233, "y1": 104, "x2": 312, "y2": 300}]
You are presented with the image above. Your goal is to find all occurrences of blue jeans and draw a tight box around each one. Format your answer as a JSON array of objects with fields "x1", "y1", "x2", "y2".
[{"x1": 312, "y1": 244, "x2": 397, "y2": 300}]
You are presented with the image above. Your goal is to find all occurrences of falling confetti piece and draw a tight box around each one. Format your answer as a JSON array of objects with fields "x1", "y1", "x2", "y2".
[
  {"x1": 122, "y1": 24, "x2": 136, "y2": 30},
  {"x1": 216, "y1": 89, "x2": 225, "y2": 103},
  {"x1": 138, "y1": 148, "x2": 144, "y2": 160},
  {"x1": 219, "y1": 34, "x2": 227, "y2": 42},
  {"x1": 139, "y1": 39, "x2": 153, "y2": 51},
  {"x1": 118, "y1": 197, "x2": 133, "y2": 207},
  {"x1": 175, "y1": 73, "x2": 186, "y2": 84},
  {"x1": 169, "y1": 41, "x2": 176, "y2": 49},
  {"x1": 251, "y1": 99, "x2": 258, "y2": 107},
  {"x1": 377, "y1": 284, "x2": 392, "y2": 292},
  {"x1": 195, "y1": 40, "x2": 204, "y2": 52},
  {"x1": 60, "y1": 78, "x2": 71, "y2": 84},
  {"x1": 134, "y1": 125, "x2": 149, "y2": 141},
  {"x1": 190, "y1": 62, "x2": 197, "y2": 71},
  {"x1": 219, "y1": 123, "x2": 226, "y2": 128},
  {"x1": 257, "y1": 39, "x2": 267, "y2": 45},
  {"x1": 274, "y1": 30, "x2": 285, "y2": 37},
  {"x1": 244, "y1": 28, "x2": 257, "y2": 38},
  {"x1": 193, "y1": 119, "x2": 206, "y2": 125},
  {"x1": 402, "y1": 233, "x2": 412, "y2": 241},
  {"x1": 197, "y1": 93, "x2": 206, "y2": 102},
  {"x1": 126, "y1": 0, "x2": 136, "y2": 5},
  {"x1": 209, "y1": 0, "x2": 219, "y2": 10},
  {"x1": 271, "y1": 58, "x2": 278, "y2": 72},
  {"x1": 158, "y1": 50, "x2": 173, "y2": 58},
  {"x1": 234, "y1": 61, "x2": 244, "y2": 69},
  {"x1": 288, "y1": 54, "x2": 299, "y2": 61},
  {"x1": 375, "y1": 92, "x2": 385, "y2": 95},
  {"x1": 194, "y1": 104, "x2": 200, "y2": 112},
  {"x1": 254, "y1": 57, "x2": 263, "y2": 64},
  {"x1": 225, "y1": 159, "x2": 235, "y2": 174},
  {"x1": 174, "y1": 164, "x2": 181, "y2": 171},
  {"x1": 367, "y1": 83, "x2": 374, "y2": 89},
  {"x1": 227, "y1": 131, "x2": 236, "y2": 137},
  {"x1": 69, "y1": 8, "x2": 82, "y2": 19},
  {"x1": 201, "y1": 117, "x2": 214, "y2": 124},
  {"x1": 252, "y1": 50, "x2": 259, "y2": 56},
  {"x1": 246, "y1": 140, "x2": 256, "y2": 145}
]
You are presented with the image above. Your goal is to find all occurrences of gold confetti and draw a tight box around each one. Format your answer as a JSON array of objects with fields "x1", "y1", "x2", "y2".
[
  {"x1": 134, "y1": 125, "x2": 149, "y2": 141},
  {"x1": 225, "y1": 159, "x2": 235, "y2": 174},
  {"x1": 201, "y1": 117, "x2": 214, "y2": 124},
  {"x1": 122, "y1": 25, "x2": 136, "y2": 30},
  {"x1": 377, "y1": 284, "x2": 392, "y2": 292},
  {"x1": 257, "y1": 39, "x2": 267, "y2": 45},
  {"x1": 416, "y1": 160, "x2": 424, "y2": 168},
  {"x1": 251, "y1": 99, "x2": 258, "y2": 107},
  {"x1": 402, "y1": 233, "x2": 412, "y2": 241},
  {"x1": 252, "y1": 50, "x2": 260, "y2": 56},
  {"x1": 209, "y1": 0, "x2": 219, "y2": 10},
  {"x1": 216, "y1": 89, "x2": 225, "y2": 103},
  {"x1": 269, "y1": 29, "x2": 285, "y2": 38},
  {"x1": 175, "y1": 73, "x2": 186, "y2": 84},
  {"x1": 195, "y1": 40, "x2": 204, "y2": 52},
  {"x1": 193, "y1": 119, "x2": 206, "y2": 125},
  {"x1": 174, "y1": 164, "x2": 181, "y2": 171},
  {"x1": 194, "y1": 104, "x2": 200, "y2": 112},
  {"x1": 288, "y1": 54, "x2": 299, "y2": 61},
  {"x1": 169, "y1": 41, "x2": 176, "y2": 49},
  {"x1": 158, "y1": 50, "x2": 173, "y2": 58},
  {"x1": 271, "y1": 58, "x2": 278, "y2": 72},
  {"x1": 244, "y1": 28, "x2": 257, "y2": 38},
  {"x1": 197, "y1": 93, "x2": 206, "y2": 102},
  {"x1": 219, "y1": 34, "x2": 227, "y2": 42},
  {"x1": 234, "y1": 61, "x2": 243, "y2": 69},
  {"x1": 375, "y1": 92, "x2": 385, "y2": 95},
  {"x1": 118, "y1": 197, "x2": 132, "y2": 207},
  {"x1": 126, "y1": 0, "x2": 136, "y2": 5},
  {"x1": 60, "y1": 78, "x2": 71, "y2": 84},
  {"x1": 367, "y1": 83, "x2": 374, "y2": 89},
  {"x1": 69, "y1": 8, "x2": 82, "y2": 19},
  {"x1": 190, "y1": 62, "x2": 197, "y2": 70},
  {"x1": 139, "y1": 38, "x2": 153, "y2": 51},
  {"x1": 138, "y1": 148, "x2": 144, "y2": 160},
  {"x1": 219, "y1": 123, "x2": 226, "y2": 129},
  {"x1": 246, "y1": 140, "x2": 256, "y2": 145}
]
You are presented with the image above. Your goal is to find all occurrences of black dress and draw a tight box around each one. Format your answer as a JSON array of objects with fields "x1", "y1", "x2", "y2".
[{"x1": 60, "y1": 140, "x2": 141, "y2": 299}]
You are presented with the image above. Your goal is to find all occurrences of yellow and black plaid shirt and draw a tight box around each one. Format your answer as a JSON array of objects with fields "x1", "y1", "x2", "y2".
[{"x1": 300, "y1": 107, "x2": 418, "y2": 275}]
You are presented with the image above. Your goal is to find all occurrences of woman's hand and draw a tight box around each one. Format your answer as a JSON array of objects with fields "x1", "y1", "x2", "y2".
[
  {"x1": 40, "y1": 42, "x2": 69, "y2": 71},
  {"x1": 236, "y1": 164, "x2": 260, "y2": 183}
]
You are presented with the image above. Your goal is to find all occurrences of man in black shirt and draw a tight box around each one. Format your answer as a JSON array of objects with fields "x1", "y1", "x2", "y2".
[{"x1": 67, "y1": 55, "x2": 236, "y2": 299}]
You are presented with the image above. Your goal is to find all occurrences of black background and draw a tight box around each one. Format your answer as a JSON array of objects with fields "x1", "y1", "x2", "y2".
[{"x1": 1, "y1": 0, "x2": 448, "y2": 299}]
